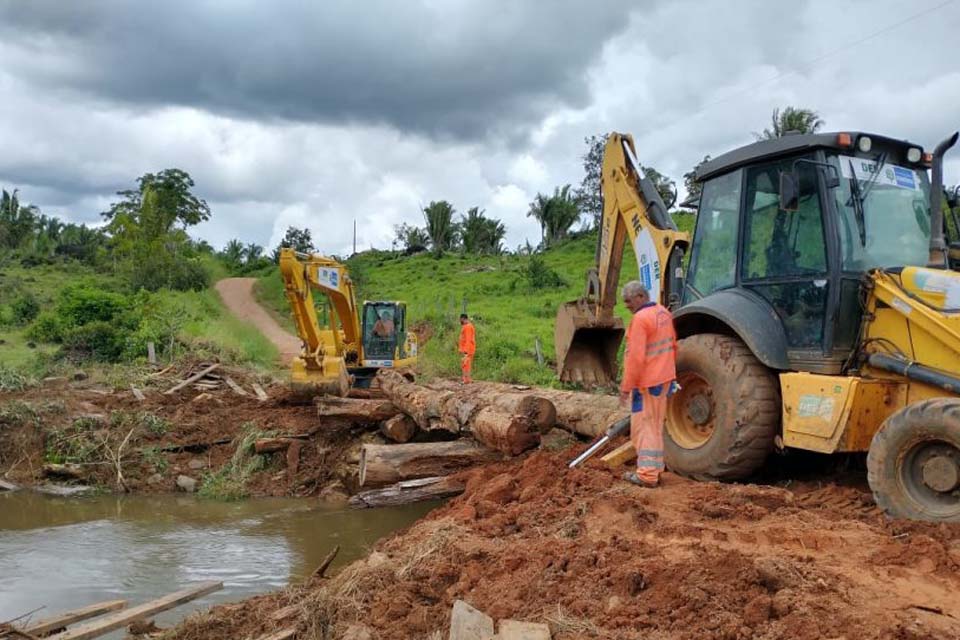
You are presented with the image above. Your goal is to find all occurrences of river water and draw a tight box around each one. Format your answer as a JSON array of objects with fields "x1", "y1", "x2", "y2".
[{"x1": 0, "y1": 491, "x2": 435, "y2": 633}]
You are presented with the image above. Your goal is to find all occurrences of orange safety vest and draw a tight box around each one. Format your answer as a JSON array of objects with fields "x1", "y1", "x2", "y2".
[
  {"x1": 458, "y1": 322, "x2": 476, "y2": 355},
  {"x1": 621, "y1": 302, "x2": 677, "y2": 393}
]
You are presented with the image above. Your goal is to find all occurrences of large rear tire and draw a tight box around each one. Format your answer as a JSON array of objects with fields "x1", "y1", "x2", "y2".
[
  {"x1": 664, "y1": 334, "x2": 780, "y2": 480},
  {"x1": 867, "y1": 399, "x2": 960, "y2": 523}
]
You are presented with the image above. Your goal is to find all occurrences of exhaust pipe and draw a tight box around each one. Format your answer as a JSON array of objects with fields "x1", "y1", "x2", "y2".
[{"x1": 928, "y1": 131, "x2": 959, "y2": 268}]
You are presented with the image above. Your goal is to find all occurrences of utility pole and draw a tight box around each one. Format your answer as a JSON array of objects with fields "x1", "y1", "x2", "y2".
[{"x1": 353, "y1": 219, "x2": 357, "y2": 256}]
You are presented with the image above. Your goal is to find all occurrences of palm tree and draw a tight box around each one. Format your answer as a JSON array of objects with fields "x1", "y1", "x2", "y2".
[
  {"x1": 221, "y1": 238, "x2": 245, "y2": 268},
  {"x1": 756, "y1": 107, "x2": 825, "y2": 140},
  {"x1": 422, "y1": 200, "x2": 458, "y2": 256},
  {"x1": 527, "y1": 185, "x2": 581, "y2": 248},
  {"x1": 460, "y1": 207, "x2": 506, "y2": 255}
]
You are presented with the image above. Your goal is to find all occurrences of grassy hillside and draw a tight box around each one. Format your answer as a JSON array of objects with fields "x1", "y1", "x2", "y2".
[
  {"x1": 0, "y1": 258, "x2": 278, "y2": 379},
  {"x1": 255, "y1": 217, "x2": 694, "y2": 386}
]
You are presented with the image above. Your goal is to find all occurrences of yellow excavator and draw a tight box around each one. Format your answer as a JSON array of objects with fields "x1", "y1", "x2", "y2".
[
  {"x1": 279, "y1": 248, "x2": 417, "y2": 396},
  {"x1": 556, "y1": 130, "x2": 960, "y2": 522}
]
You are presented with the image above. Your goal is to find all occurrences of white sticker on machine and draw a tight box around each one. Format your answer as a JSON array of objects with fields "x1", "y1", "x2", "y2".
[
  {"x1": 913, "y1": 270, "x2": 960, "y2": 308},
  {"x1": 797, "y1": 394, "x2": 835, "y2": 420},
  {"x1": 316, "y1": 267, "x2": 340, "y2": 291},
  {"x1": 634, "y1": 228, "x2": 662, "y2": 303}
]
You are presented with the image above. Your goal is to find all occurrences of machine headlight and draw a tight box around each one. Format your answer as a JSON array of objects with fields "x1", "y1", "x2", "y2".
[
  {"x1": 907, "y1": 147, "x2": 922, "y2": 163},
  {"x1": 857, "y1": 136, "x2": 872, "y2": 153}
]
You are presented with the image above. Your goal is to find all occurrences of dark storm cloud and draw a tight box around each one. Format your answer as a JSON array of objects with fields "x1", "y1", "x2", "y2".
[{"x1": 0, "y1": 1, "x2": 632, "y2": 140}]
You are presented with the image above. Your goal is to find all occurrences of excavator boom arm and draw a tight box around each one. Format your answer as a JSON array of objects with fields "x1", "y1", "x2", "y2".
[{"x1": 555, "y1": 132, "x2": 690, "y2": 385}]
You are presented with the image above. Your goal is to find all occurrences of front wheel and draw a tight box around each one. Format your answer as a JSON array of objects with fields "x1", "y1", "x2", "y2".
[
  {"x1": 867, "y1": 399, "x2": 960, "y2": 523},
  {"x1": 664, "y1": 334, "x2": 781, "y2": 480}
]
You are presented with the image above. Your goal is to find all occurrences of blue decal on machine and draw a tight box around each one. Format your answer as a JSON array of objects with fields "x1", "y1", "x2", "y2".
[
  {"x1": 640, "y1": 264, "x2": 652, "y2": 290},
  {"x1": 893, "y1": 166, "x2": 915, "y2": 189}
]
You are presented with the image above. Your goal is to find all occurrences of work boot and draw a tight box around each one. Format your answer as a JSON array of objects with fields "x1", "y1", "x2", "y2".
[{"x1": 623, "y1": 471, "x2": 659, "y2": 488}]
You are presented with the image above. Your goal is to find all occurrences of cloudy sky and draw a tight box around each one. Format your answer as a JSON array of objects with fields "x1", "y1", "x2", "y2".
[{"x1": 1, "y1": 0, "x2": 958, "y2": 254}]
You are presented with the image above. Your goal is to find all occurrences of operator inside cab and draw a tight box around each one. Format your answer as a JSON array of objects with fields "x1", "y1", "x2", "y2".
[{"x1": 373, "y1": 310, "x2": 395, "y2": 338}]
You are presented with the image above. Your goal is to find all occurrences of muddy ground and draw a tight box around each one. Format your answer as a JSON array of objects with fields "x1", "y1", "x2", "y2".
[
  {"x1": 171, "y1": 449, "x2": 960, "y2": 640},
  {"x1": 0, "y1": 364, "x2": 371, "y2": 499}
]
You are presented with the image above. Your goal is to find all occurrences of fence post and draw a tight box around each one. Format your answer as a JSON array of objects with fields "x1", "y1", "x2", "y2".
[{"x1": 534, "y1": 336, "x2": 544, "y2": 366}]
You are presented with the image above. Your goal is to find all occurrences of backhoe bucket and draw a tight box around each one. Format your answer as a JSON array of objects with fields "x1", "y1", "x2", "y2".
[{"x1": 554, "y1": 301, "x2": 625, "y2": 386}]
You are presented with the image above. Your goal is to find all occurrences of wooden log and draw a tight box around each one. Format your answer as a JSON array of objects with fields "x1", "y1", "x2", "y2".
[
  {"x1": 47, "y1": 582, "x2": 222, "y2": 640},
  {"x1": 42, "y1": 463, "x2": 84, "y2": 480},
  {"x1": 252, "y1": 383, "x2": 269, "y2": 401},
  {"x1": 268, "y1": 605, "x2": 300, "y2": 623},
  {"x1": 0, "y1": 478, "x2": 20, "y2": 491},
  {"x1": 316, "y1": 397, "x2": 400, "y2": 423},
  {"x1": 163, "y1": 363, "x2": 220, "y2": 395},
  {"x1": 430, "y1": 380, "x2": 624, "y2": 439},
  {"x1": 359, "y1": 441, "x2": 500, "y2": 488},
  {"x1": 312, "y1": 545, "x2": 340, "y2": 578},
  {"x1": 601, "y1": 441, "x2": 636, "y2": 469},
  {"x1": 23, "y1": 600, "x2": 127, "y2": 636},
  {"x1": 224, "y1": 377, "x2": 248, "y2": 396},
  {"x1": 469, "y1": 407, "x2": 540, "y2": 456},
  {"x1": 379, "y1": 414, "x2": 418, "y2": 443},
  {"x1": 350, "y1": 475, "x2": 465, "y2": 508},
  {"x1": 377, "y1": 370, "x2": 459, "y2": 435},
  {"x1": 255, "y1": 438, "x2": 295, "y2": 454}
]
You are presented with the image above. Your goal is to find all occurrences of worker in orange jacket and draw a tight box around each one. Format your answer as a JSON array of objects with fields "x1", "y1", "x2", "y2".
[
  {"x1": 619, "y1": 281, "x2": 677, "y2": 488},
  {"x1": 458, "y1": 313, "x2": 476, "y2": 384}
]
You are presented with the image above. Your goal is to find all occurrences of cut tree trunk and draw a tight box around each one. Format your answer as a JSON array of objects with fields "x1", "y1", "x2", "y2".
[
  {"x1": 315, "y1": 397, "x2": 400, "y2": 423},
  {"x1": 429, "y1": 380, "x2": 625, "y2": 439},
  {"x1": 350, "y1": 476, "x2": 465, "y2": 508},
  {"x1": 380, "y1": 414, "x2": 418, "y2": 443},
  {"x1": 359, "y1": 441, "x2": 501, "y2": 488},
  {"x1": 378, "y1": 371, "x2": 555, "y2": 453},
  {"x1": 377, "y1": 370, "x2": 459, "y2": 436},
  {"x1": 470, "y1": 407, "x2": 541, "y2": 456}
]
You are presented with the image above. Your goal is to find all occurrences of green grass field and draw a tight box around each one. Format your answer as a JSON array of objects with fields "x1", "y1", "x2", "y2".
[
  {"x1": 0, "y1": 259, "x2": 278, "y2": 376},
  {"x1": 255, "y1": 216, "x2": 694, "y2": 386}
]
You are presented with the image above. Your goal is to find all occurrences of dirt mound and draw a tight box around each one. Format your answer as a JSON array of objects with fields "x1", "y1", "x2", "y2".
[{"x1": 169, "y1": 449, "x2": 960, "y2": 639}]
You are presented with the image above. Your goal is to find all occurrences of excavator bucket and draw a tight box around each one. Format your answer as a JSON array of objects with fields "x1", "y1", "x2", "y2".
[{"x1": 554, "y1": 301, "x2": 624, "y2": 386}]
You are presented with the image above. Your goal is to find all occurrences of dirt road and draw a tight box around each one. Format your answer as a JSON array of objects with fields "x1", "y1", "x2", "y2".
[{"x1": 215, "y1": 277, "x2": 300, "y2": 363}]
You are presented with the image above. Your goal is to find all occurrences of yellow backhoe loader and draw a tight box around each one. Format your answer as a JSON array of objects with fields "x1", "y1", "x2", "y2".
[
  {"x1": 279, "y1": 248, "x2": 417, "y2": 396},
  {"x1": 556, "y1": 130, "x2": 960, "y2": 522}
]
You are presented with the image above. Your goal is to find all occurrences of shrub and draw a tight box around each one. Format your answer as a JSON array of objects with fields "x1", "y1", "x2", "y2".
[
  {"x1": 11, "y1": 292, "x2": 40, "y2": 324},
  {"x1": 26, "y1": 311, "x2": 65, "y2": 343},
  {"x1": 0, "y1": 366, "x2": 33, "y2": 392},
  {"x1": 522, "y1": 255, "x2": 565, "y2": 289},
  {"x1": 58, "y1": 285, "x2": 128, "y2": 326},
  {"x1": 61, "y1": 320, "x2": 127, "y2": 362}
]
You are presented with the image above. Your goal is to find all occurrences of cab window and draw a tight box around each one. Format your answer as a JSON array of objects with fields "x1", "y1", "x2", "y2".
[{"x1": 685, "y1": 169, "x2": 742, "y2": 299}]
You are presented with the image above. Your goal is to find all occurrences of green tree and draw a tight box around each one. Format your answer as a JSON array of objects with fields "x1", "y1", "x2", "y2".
[
  {"x1": 221, "y1": 238, "x2": 245, "y2": 268},
  {"x1": 274, "y1": 226, "x2": 315, "y2": 256},
  {"x1": 102, "y1": 169, "x2": 210, "y2": 237},
  {"x1": 682, "y1": 154, "x2": 712, "y2": 208},
  {"x1": 643, "y1": 167, "x2": 677, "y2": 209},
  {"x1": 0, "y1": 189, "x2": 39, "y2": 250},
  {"x1": 527, "y1": 185, "x2": 581, "y2": 248},
  {"x1": 756, "y1": 107, "x2": 825, "y2": 140},
  {"x1": 422, "y1": 200, "x2": 458, "y2": 256},
  {"x1": 393, "y1": 222, "x2": 430, "y2": 253},
  {"x1": 460, "y1": 207, "x2": 505, "y2": 255},
  {"x1": 574, "y1": 134, "x2": 608, "y2": 228}
]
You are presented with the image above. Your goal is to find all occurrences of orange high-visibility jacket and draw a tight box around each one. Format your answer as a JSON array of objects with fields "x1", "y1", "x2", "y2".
[
  {"x1": 621, "y1": 302, "x2": 677, "y2": 393},
  {"x1": 459, "y1": 322, "x2": 476, "y2": 355}
]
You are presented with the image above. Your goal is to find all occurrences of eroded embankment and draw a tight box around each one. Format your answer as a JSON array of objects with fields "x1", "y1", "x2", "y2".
[
  {"x1": 169, "y1": 448, "x2": 960, "y2": 640},
  {"x1": 0, "y1": 366, "x2": 367, "y2": 500}
]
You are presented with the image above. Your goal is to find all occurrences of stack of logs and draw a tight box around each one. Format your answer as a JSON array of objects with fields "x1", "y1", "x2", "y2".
[{"x1": 332, "y1": 370, "x2": 628, "y2": 508}]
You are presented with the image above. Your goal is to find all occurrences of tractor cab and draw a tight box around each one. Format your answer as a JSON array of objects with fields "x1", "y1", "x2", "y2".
[
  {"x1": 680, "y1": 131, "x2": 952, "y2": 375},
  {"x1": 353, "y1": 301, "x2": 417, "y2": 386}
]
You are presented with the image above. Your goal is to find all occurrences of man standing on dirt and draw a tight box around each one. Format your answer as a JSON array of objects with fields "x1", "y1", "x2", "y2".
[
  {"x1": 620, "y1": 281, "x2": 677, "y2": 488},
  {"x1": 458, "y1": 313, "x2": 476, "y2": 384}
]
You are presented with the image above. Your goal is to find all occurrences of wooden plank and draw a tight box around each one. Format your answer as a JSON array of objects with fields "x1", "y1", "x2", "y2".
[
  {"x1": 252, "y1": 628, "x2": 297, "y2": 640},
  {"x1": 164, "y1": 364, "x2": 220, "y2": 395},
  {"x1": 23, "y1": 600, "x2": 127, "y2": 636},
  {"x1": 146, "y1": 342, "x2": 156, "y2": 364},
  {"x1": 130, "y1": 386, "x2": 146, "y2": 402},
  {"x1": 47, "y1": 581, "x2": 222, "y2": 640},
  {"x1": 601, "y1": 441, "x2": 635, "y2": 470},
  {"x1": 252, "y1": 383, "x2": 269, "y2": 401},
  {"x1": 268, "y1": 605, "x2": 300, "y2": 623},
  {"x1": 224, "y1": 377, "x2": 248, "y2": 396}
]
